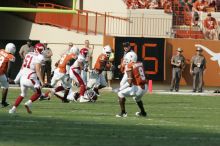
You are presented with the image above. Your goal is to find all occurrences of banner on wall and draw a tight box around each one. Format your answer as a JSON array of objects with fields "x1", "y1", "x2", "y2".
[
  {"x1": 114, "y1": 37, "x2": 165, "y2": 81},
  {"x1": 165, "y1": 39, "x2": 220, "y2": 86},
  {"x1": 0, "y1": 40, "x2": 39, "y2": 79}
]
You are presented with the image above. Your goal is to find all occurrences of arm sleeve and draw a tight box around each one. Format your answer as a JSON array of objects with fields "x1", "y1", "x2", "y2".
[{"x1": 36, "y1": 55, "x2": 44, "y2": 64}]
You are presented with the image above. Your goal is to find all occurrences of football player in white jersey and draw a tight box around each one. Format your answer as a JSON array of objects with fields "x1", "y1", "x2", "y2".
[
  {"x1": 118, "y1": 42, "x2": 136, "y2": 90},
  {"x1": 9, "y1": 43, "x2": 45, "y2": 114},
  {"x1": 69, "y1": 48, "x2": 89, "y2": 102}
]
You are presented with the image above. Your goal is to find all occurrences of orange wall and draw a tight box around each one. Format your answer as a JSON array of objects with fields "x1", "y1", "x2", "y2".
[
  {"x1": 103, "y1": 36, "x2": 115, "y2": 51},
  {"x1": 166, "y1": 38, "x2": 220, "y2": 86}
]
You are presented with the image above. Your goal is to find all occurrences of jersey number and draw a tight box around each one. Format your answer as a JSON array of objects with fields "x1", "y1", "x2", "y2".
[
  {"x1": 23, "y1": 55, "x2": 33, "y2": 68},
  {"x1": 138, "y1": 67, "x2": 146, "y2": 80},
  {"x1": 59, "y1": 55, "x2": 67, "y2": 65}
]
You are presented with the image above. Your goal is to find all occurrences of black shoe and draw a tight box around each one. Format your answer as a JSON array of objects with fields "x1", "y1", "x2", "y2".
[
  {"x1": 1, "y1": 102, "x2": 9, "y2": 108},
  {"x1": 62, "y1": 99, "x2": 70, "y2": 103},
  {"x1": 170, "y1": 89, "x2": 173, "y2": 92},
  {"x1": 39, "y1": 95, "x2": 50, "y2": 101},
  {"x1": 135, "y1": 111, "x2": 147, "y2": 117},
  {"x1": 94, "y1": 88, "x2": 100, "y2": 96},
  {"x1": 192, "y1": 90, "x2": 196, "y2": 92},
  {"x1": 73, "y1": 92, "x2": 80, "y2": 101},
  {"x1": 198, "y1": 90, "x2": 203, "y2": 93},
  {"x1": 175, "y1": 89, "x2": 179, "y2": 92}
]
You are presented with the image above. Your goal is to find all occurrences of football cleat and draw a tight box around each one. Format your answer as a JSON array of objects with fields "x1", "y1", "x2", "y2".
[
  {"x1": 62, "y1": 99, "x2": 70, "y2": 103},
  {"x1": 1, "y1": 102, "x2": 10, "y2": 108},
  {"x1": 9, "y1": 107, "x2": 16, "y2": 114},
  {"x1": 39, "y1": 95, "x2": 50, "y2": 101},
  {"x1": 116, "y1": 112, "x2": 127, "y2": 118},
  {"x1": 79, "y1": 96, "x2": 90, "y2": 103},
  {"x1": 135, "y1": 111, "x2": 147, "y2": 117},
  {"x1": 24, "y1": 103, "x2": 32, "y2": 114}
]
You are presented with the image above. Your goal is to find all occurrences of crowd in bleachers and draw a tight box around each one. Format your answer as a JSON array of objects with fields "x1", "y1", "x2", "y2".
[
  {"x1": 123, "y1": 0, "x2": 162, "y2": 9},
  {"x1": 181, "y1": 0, "x2": 219, "y2": 40}
]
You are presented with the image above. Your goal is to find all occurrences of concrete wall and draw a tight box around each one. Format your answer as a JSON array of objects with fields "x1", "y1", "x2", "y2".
[
  {"x1": 0, "y1": 13, "x2": 104, "y2": 70},
  {"x1": 83, "y1": 0, "x2": 127, "y2": 17},
  {"x1": 106, "y1": 9, "x2": 173, "y2": 38}
]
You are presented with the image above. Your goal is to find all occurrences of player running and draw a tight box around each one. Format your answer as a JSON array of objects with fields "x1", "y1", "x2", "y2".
[
  {"x1": 87, "y1": 45, "x2": 112, "y2": 96},
  {"x1": 9, "y1": 43, "x2": 45, "y2": 114},
  {"x1": 43, "y1": 46, "x2": 79, "y2": 102},
  {"x1": 68, "y1": 48, "x2": 89, "y2": 102}
]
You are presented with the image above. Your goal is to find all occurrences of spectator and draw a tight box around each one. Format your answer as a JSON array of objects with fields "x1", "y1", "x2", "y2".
[
  {"x1": 138, "y1": 0, "x2": 148, "y2": 8},
  {"x1": 41, "y1": 41, "x2": 53, "y2": 85},
  {"x1": 163, "y1": 0, "x2": 172, "y2": 13},
  {"x1": 148, "y1": 0, "x2": 159, "y2": 9},
  {"x1": 192, "y1": 0, "x2": 209, "y2": 25},
  {"x1": 129, "y1": 0, "x2": 139, "y2": 9},
  {"x1": 19, "y1": 40, "x2": 34, "y2": 60},
  {"x1": 193, "y1": 0, "x2": 209, "y2": 12},
  {"x1": 203, "y1": 13, "x2": 218, "y2": 40}
]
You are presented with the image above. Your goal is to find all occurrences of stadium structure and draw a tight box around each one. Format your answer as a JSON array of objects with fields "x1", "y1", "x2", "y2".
[{"x1": 0, "y1": 0, "x2": 220, "y2": 85}]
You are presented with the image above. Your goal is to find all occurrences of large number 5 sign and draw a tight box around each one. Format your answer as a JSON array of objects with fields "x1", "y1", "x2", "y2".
[
  {"x1": 142, "y1": 43, "x2": 158, "y2": 75},
  {"x1": 131, "y1": 43, "x2": 159, "y2": 75}
]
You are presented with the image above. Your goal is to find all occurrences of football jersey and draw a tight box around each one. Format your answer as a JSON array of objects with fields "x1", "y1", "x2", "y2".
[
  {"x1": 71, "y1": 55, "x2": 85, "y2": 73},
  {"x1": 0, "y1": 49, "x2": 15, "y2": 75},
  {"x1": 22, "y1": 52, "x2": 44, "y2": 74},
  {"x1": 127, "y1": 62, "x2": 146, "y2": 87},
  {"x1": 58, "y1": 53, "x2": 77, "y2": 73},
  {"x1": 94, "y1": 54, "x2": 108, "y2": 74}
]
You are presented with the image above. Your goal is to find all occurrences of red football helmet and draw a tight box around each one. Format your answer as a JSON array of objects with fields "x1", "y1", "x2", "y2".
[
  {"x1": 34, "y1": 43, "x2": 45, "y2": 54},
  {"x1": 80, "y1": 48, "x2": 89, "y2": 57}
]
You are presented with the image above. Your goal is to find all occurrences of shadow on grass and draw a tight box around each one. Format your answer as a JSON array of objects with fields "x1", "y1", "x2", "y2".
[{"x1": 0, "y1": 113, "x2": 220, "y2": 146}]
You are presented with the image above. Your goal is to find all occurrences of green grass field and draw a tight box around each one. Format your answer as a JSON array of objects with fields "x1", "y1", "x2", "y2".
[{"x1": 0, "y1": 89, "x2": 220, "y2": 146}]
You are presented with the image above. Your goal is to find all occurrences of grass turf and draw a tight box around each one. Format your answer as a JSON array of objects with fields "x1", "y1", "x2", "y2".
[{"x1": 0, "y1": 89, "x2": 220, "y2": 146}]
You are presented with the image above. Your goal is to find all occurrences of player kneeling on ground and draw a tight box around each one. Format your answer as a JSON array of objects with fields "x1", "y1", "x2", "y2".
[
  {"x1": 116, "y1": 52, "x2": 147, "y2": 118},
  {"x1": 9, "y1": 43, "x2": 45, "y2": 114}
]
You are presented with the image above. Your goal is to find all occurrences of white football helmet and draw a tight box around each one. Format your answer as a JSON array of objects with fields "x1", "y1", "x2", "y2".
[
  {"x1": 103, "y1": 45, "x2": 112, "y2": 57},
  {"x1": 85, "y1": 89, "x2": 97, "y2": 102},
  {"x1": 5, "y1": 43, "x2": 16, "y2": 54},
  {"x1": 124, "y1": 52, "x2": 137, "y2": 64},
  {"x1": 69, "y1": 46, "x2": 79, "y2": 55}
]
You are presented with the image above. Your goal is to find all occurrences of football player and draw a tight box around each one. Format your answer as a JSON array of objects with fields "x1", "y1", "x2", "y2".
[
  {"x1": 9, "y1": 43, "x2": 45, "y2": 114},
  {"x1": 0, "y1": 43, "x2": 16, "y2": 107},
  {"x1": 69, "y1": 48, "x2": 89, "y2": 102},
  {"x1": 116, "y1": 52, "x2": 147, "y2": 118},
  {"x1": 43, "y1": 46, "x2": 79, "y2": 102},
  {"x1": 87, "y1": 45, "x2": 112, "y2": 96},
  {"x1": 119, "y1": 42, "x2": 137, "y2": 89}
]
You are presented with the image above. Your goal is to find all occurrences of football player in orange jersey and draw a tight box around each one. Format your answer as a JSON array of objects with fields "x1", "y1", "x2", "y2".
[
  {"x1": 0, "y1": 43, "x2": 16, "y2": 107},
  {"x1": 116, "y1": 52, "x2": 147, "y2": 118},
  {"x1": 43, "y1": 46, "x2": 79, "y2": 102},
  {"x1": 87, "y1": 45, "x2": 112, "y2": 96}
]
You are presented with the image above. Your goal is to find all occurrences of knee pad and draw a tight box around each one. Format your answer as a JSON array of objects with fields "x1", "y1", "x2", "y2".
[
  {"x1": 133, "y1": 96, "x2": 141, "y2": 102},
  {"x1": 118, "y1": 92, "x2": 124, "y2": 98}
]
